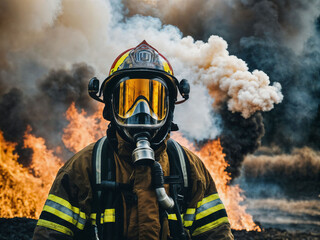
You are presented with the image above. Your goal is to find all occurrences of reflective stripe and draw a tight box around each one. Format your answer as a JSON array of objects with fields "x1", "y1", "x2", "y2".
[
  {"x1": 45, "y1": 199, "x2": 86, "y2": 228},
  {"x1": 172, "y1": 140, "x2": 188, "y2": 188},
  {"x1": 90, "y1": 209, "x2": 116, "y2": 224},
  {"x1": 37, "y1": 219, "x2": 74, "y2": 236},
  {"x1": 197, "y1": 198, "x2": 223, "y2": 214},
  {"x1": 184, "y1": 208, "x2": 196, "y2": 227},
  {"x1": 184, "y1": 208, "x2": 196, "y2": 221},
  {"x1": 90, "y1": 213, "x2": 97, "y2": 225},
  {"x1": 43, "y1": 205, "x2": 85, "y2": 230},
  {"x1": 46, "y1": 194, "x2": 86, "y2": 229},
  {"x1": 168, "y1": 210, "x2": 195, "y2": 228},
  {"x1": 197, "y1": 193, "x2": 219, "y2": 208},
  {"x1": 192, "y1": 217, "x2": 229, "y2": 236},
  {"x1": 168, "y1": 214, "x2": 177, "y2": 220},
  {"x1": 102, "y1": 209, "x2": 115, "y2": 223},
  {"x1": 196, "y1": 203, "x2": 225, "y2": 220},
  {"x1": 189, "y1": 193, "x2": 228, "y2": 235},
  {"x1": 47, "y1": 195, "x2": 86, "y2": 219}
]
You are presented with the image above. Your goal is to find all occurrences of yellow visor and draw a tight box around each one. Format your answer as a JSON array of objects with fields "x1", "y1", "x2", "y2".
[{"x1": 112, "y1": 78, "x2": 168, "y2": 127}]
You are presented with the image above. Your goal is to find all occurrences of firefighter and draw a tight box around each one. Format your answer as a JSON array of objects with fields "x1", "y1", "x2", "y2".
[{"x1": 33, "y1": 41, "x2": 234, "y2": 240}]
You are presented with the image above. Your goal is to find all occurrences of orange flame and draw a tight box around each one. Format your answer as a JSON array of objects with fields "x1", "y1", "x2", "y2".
[
  {"x1": 62, "y1": 103, "x2": 107, "y2": 153},
  {"x1": 0, "y1": 129, "x2": 62, "y2": 218},
  {"x1": 172, "y1": 132, "x2": 260, "y2": 231},
  {"x1": 1, "y1": 103, "x2": 260, "y2": 231}
]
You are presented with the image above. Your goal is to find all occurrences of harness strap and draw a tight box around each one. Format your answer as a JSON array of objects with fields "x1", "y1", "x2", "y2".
[
  {"x1": 170, "y1": 139, "x2": 188, "y2": 188},
  {"x1": 92, "y1": 136, "x2": 121, "y2": 240},
  {"x1": 95, "y1": 136, "x2": 107, "y2": 197},
  {"x1": 92, "y1": 137, "x2": 190, "y2": 240},
  {"x1": 166, "y1": 139, "x2": 191, "y2": 240}
]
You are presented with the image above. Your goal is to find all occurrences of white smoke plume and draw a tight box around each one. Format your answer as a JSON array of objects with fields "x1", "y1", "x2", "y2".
[
  {"x1": 0, "y1": 0, "x2": 282, "y2": 140},
  {"x1": 125, "y1": 0, "x2": 320, "y2": 150}
]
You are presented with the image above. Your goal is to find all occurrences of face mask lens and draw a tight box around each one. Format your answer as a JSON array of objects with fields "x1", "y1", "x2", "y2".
[{"x1": 112, "y1": 78, "x2": 168, "y2": 127}]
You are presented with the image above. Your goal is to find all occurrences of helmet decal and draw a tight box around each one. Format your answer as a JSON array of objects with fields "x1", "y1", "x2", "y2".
[
  {"x1": 108, "y1": 40, "x2": 174, "y2": 76},
  {"x1": 109, "y1": 50, "x2": 131, "y2": 75}
]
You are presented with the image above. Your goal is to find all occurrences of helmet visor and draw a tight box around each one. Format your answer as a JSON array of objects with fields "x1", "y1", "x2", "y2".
[{"x1": 112, "y1": 78, "x2": 168, "y2": 127}]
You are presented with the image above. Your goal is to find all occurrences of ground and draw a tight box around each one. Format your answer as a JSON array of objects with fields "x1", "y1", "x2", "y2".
[{"x1": 0, "y1": 218, "x2": 319, "y2": 240}]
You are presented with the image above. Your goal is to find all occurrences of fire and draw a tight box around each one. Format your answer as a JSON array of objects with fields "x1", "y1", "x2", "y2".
[
  {"x1": 62, "y1": 102, "x2": 107, "y2": 153},
  {"x1": 24, "y1": 127, "x2": 62, "y2": 193},
  {"x1": 200, "y1": 140, "x2": 261, "y2": 231},
  {"x1": 1, "y1": 102, "x2": 260, "y2": 231},
  {"x1": 172, "y1": 132, "x2": 261, "y2": 231},
  {"x1": 0, "y1": 130, "x2": 62, "y2": 218}
]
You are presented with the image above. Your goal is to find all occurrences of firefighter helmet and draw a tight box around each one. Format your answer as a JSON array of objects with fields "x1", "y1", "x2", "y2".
[{"x1": 88, "y1": 40, "x2": 189, "y2": 145}]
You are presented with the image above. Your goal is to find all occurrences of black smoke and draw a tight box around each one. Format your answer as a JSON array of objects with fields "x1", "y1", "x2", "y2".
[
  {"x1": 219, "y1": 105, "x2": 265, "y2": 178},
  {"x1": 0, "y1": 88, "x2": 33, "y2": 166},
  {"x1": 29, "y1": 63, "x2": 96, "y2": 149},
  {"x1": 0, "y1": 63, "x2": 96, "y2": 164},
  {"x1": 125, "y1": 0, "x2": 320, "y2": 176}
]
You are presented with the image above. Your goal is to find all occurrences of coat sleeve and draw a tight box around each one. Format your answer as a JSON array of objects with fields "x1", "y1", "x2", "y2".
[
  {"x1": 182, "y1": 147, "x2": 234, "y2": 240},
  {"x1": 33, "y1": 144, "x2": 94, "y2": 240}
]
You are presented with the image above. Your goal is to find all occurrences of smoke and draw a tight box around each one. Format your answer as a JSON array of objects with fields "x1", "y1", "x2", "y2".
[
  {"x1": 127, "y1": 0, "x2": 320, "y2": 150},
  {"x1": 0, "y1": 63, "x2": 95, "y2": 162},
  {"x1": 0, "y1": 0, "x2": 284, "y2": 181},
  {"x1": 123, "y1": 0, "x2": 320, "y2": 180},
  {"x1": 126, "y1": 0, "x2": 319, "y2": 51},
  {"x1": 219, "y1": 105, "x2": 265, "y2": 178},
  {"x1": 241, "y1": 147, "x2": 320, "y2": 195}
]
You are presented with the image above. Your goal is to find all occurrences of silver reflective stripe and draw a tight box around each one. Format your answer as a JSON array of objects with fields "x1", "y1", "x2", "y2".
[
  {"x1": 197, "y1": 198, "x2": 223, "y2": 214},
  {"x1": 46, "y1": 199, "x2": 86, "y2": 226},
  {"x1": 172, "y1": 140, "x2": 188, "y2": 188},
  {"x1": 96, "y1": 136, "x2": 107, "y2": 185},
  {"x1": 184, "y1": 213, "x2": 195, "y2": 222}
]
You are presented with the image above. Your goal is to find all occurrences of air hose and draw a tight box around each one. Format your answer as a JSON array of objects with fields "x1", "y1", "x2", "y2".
[
  {"x1": 132, "y1": 134, "x2": 175, "y2": 210},
  {"x1": 152, "y1": 161, "x2": 175, "y2": 209}
]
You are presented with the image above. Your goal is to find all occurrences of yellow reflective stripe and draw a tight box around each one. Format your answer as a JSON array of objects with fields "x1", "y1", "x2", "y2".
[
  {"x1": 110, "y1": 51, "x2": 130, "y2": 74},
  {"x1": 47, "y1": 194, "x2": 86, "y2": 220},
  {"x1": 90, "y1": 213, "x2": 97, "y2": 225},
  {"x1": 185, "y1": 208, "x2": 196, "y2": 215},
  {"x1": 184, "y1": 220, "x2": 193, "y2": 227},
  {"x1": 168, "y1": 214, "x2": 177, "y2": 220},
  {"x1": 90, "y1": 210, "x2": 115, "y2": 224},
  {"x1": 192, "y1": 217, "x2": 229, "y2": 236},
  {"x1": 168, "y1": 213, "x2": 193, "y2": 227},
  {"x1": 195, "y1": 204, "x2": 225, "y2": 220},
  {"x1": 197, "y1": 193, "x2": 219, "y2": 208},
  {"x1": 103, "y1": 209, "x2": 115, "y2": 222},
  {"x1": 184, "y1": 208, "x2": 195, "y2": 227},
  {"x1": 43, "y1": 205, "x2": 85, "y2": 230},
  {"x1": 169, "y1": 209, "x2": 196, "y2": 227},
  {"x1": 37, "y1": 219, "x2": 74, "y2": 236},
  {"x1": 91, "y1": 209, "x2": 115, "y2": 224}
]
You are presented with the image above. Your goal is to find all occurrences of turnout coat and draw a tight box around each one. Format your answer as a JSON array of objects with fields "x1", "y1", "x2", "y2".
[{"x1": 33, "y1": 134, "x2": 234, "y2": 240}]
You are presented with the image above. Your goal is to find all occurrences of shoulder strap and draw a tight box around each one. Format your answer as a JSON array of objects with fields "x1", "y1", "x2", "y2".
[
  {"x1": 166, "y1": 138, "x2": 191, "y2": 208},
  {"x1": 166, "y1": 139, "x2": 192, "y2": 240},
  {"x1": 92, "y1": 136, "x2": 121, "y2": 240},
  {"x1": 92, "y1": 136, "x2": 108, "y2": 198},
  {"x1": 167, "y1": 139, "x2": 189, "y2": 187}
]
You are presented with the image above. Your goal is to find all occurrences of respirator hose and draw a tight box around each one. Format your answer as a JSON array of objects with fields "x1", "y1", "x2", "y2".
[{"x1": 152, "y1": 161, "x2": 175, "y2": 210}]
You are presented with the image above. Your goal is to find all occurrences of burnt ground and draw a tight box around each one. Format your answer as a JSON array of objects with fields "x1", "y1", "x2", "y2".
[{"x1": 0, "y1": 218, "x2": 319, "y2": 240}]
